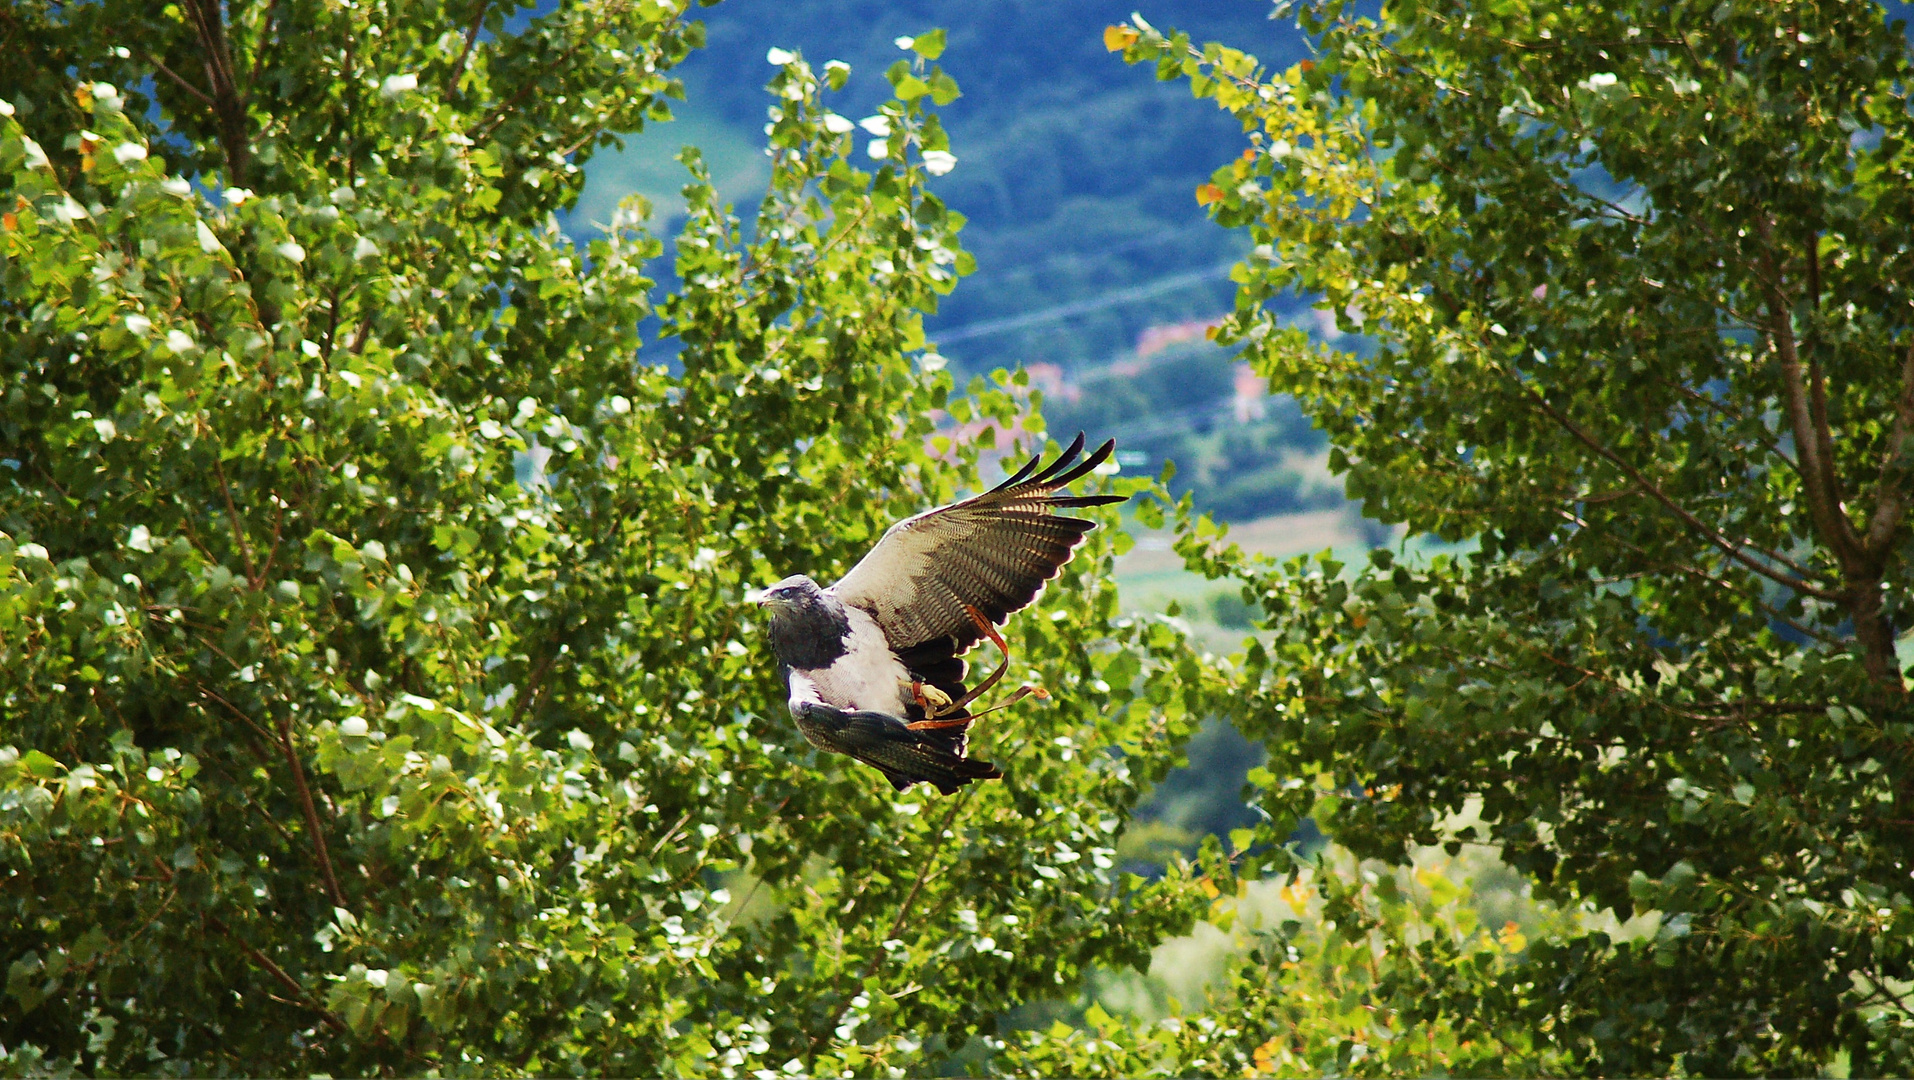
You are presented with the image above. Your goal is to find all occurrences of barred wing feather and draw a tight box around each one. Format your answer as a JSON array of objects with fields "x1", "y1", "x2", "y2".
[{"x1": 829, "y1": 434, "x2": 1124, "y2": 655}]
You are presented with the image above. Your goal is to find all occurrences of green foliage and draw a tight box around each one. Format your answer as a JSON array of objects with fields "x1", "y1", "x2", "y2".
[
  {"x1": 1100, "y1": 0, "x2": 1914, "y2": 1074},
  {"x1": 17, "y1": 1, "x2": 1914, "y2": 1075},
  {"x1": 0, "y1": 4, "x2": 1226, "y2": 1074},
  {"x1": 994, "y1": 846, "x2": 1580, "y2": 1078}
]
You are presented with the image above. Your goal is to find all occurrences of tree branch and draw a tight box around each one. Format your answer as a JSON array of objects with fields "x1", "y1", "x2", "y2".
[
  {"x1": 248, "y1": 0, "x2": 282, "y2": 95},
  {"x1": 209, "y1": 446, "x2": 259, "y2": 587},
  {"x1": 1516, "y1": 378, "x2": 1843, "y2": 601},
  {"x1": 181, "y1": 0, "x2": 252, "y2": 184},
  {"x1": 1755, "y1": 216, "x2": 1902, "y2": 690},
  {"x1": 810, "y1": 787, "x2": 973, "y2": 1063},
  {"x1": 147, "y1": 54, "x2": 216, "y2": 108},
  {"x1": 1757, "y1": 214, "x2": 1860, "y2": 569},
  {"x1": 198, "y1": 685, "x2": 349, "y2": 911},
  {"x1": 206, "y1": 914, "x2": 349, "y2": 1034},
  {"x1": 275, "y1": 712, "x2": 350, "y2": 912},
  {"x1": 1863, "y1": 337, "x2": 1914, "y2": 560},
  {"x1": 469, "y1": 0, "x2": 653, "y2": 143},
  {"x1": 1554, "y1": 508, "x2": 1843, "y2": 647},
  {"x1": 448, "y1": 2, "x2": 489, "y2": 95},
  {"x1": 1650, "y1": 373, "x2": 1803, "y2": 484}
]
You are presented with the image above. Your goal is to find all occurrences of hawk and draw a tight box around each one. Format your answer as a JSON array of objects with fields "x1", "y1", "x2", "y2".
[{"x1": 757, "y1": 434, "x2": 1124, "y2": 795}]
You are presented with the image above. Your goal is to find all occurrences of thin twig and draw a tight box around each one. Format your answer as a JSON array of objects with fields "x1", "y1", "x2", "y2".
[
  {"x1": 197, "y1": 682, "x2": 276, "y2": 742},
  {"x1": 811, "y1": 787, "x2": 974, "y2": 1060},
  {"x1": 1514, "y1": 376, "x2": 1842, "y2": 601},
  {"x1": 209, "y1": 448, "x2": 260, "y2": 587},
  {"x1": 469, "y1": 0, "x2": 665, "y2": 143},
  {"x1": 735, "y1": 201, "x2": 873, "y2": 315},
  {"x1": 147, "y1": 55, "x2": 217, "y2": 107},
  {"x1": 556, "y1": 126, "x2": 605, "y2": 160},
  {"x1": 257, "y1": 495, "x2": 287, "y2": 585},
  {"x1": 207, "y1": 914, "x2": 349, "y2": 1034},
  {"x1": 198, "y1": 685, "x2": 348, "y2": 910},
  {"x1": 1650, "y1": 373, "x2": 1805, "y2": 486},
  {"x1": 247, "y1": 0, "x2": 281, "y2": 94},
  {"x1": 448, "y1": 2, "x2": 490, "y2": 94},
  {"x1": 275, "y1": 712, "x2": 350, "y2": 912},
  {"x1": 648, "y1": 809, "x2": 695, "y2": 860},
  {"x1": 507, "y1": 647, "x2": 560, "y2": 730},
  {"x1": 1553, "y1": 507, "x2": 1842, "y2": 647}
]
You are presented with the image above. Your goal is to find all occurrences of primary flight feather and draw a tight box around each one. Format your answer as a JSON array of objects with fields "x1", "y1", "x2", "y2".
[{"x1": 758, "y1": 434, "x2": 1125, "y2": 794}]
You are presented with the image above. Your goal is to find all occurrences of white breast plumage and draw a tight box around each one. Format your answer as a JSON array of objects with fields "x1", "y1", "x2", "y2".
[{"x1": 801, "y1": 605, "x2": 910, "y2": 714}]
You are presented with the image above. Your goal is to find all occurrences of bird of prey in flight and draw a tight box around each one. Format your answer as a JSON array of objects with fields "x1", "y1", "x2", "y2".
[{"x1": 757, "y1": 434, "x2": 1124, "y2": 795}]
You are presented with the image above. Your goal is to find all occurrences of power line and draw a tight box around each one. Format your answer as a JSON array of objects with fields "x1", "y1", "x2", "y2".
[{"x1": 932, "y1": 261, "x2": 1238, "y2": 345}]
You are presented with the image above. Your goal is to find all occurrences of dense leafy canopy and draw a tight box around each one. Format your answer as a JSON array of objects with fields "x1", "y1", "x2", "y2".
[
  {"x1": 1097, "y1": 0, "x2": 1914, "y2": 1074},
  {"x1": 9, "y1": 0, "x2": 1914, "y2": 1076},
  {"x1": 0, "y1": 3, "x2": 1227, "y2": 1074}
]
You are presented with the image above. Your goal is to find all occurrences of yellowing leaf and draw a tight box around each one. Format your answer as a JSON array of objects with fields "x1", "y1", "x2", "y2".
[
  {"x1": 1104, "y1": 25, "x2": 1139, "y2": 52},
  {"x1": 1196, "y1": 183, "x2": 1226, "y2": 206},
  {"x1": 1251, "y1": 1036, "x2": 1282, "y2": 1073}
]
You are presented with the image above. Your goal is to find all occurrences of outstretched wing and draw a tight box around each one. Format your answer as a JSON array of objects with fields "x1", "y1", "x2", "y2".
[{"x1": 829, "y1": 434, "x2": 1124, "y2": 657}]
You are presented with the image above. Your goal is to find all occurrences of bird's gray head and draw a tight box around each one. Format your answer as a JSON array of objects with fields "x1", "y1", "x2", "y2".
[
  {"x1": 755, "y1": 574, "x2": 824, "y2": 612},
  {"x1": 754, "y1": 575, "x2": 850, "y2": 670}
]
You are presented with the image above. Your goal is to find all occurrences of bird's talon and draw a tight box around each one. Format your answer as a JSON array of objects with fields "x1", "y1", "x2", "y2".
[{"x1": 909, "y1": 680, "x2": 952, "y2": 708}]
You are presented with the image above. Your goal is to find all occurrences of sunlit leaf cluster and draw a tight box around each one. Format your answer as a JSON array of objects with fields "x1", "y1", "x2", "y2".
[
  {"x1": 1094, "y1": 0, "x2": 1914, "y2": 1074},
  {"x1": 0, "y1": 4, "x2": 1222, "y2": 1075}
]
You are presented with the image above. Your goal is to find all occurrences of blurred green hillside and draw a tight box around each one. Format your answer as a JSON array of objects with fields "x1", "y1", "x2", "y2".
[
  {"x1": 570, "y1": 104, "x2": 768, "y2": 225},
  {"x1": 575, "y1": 0, "x2": 1341, "y2": 525}
]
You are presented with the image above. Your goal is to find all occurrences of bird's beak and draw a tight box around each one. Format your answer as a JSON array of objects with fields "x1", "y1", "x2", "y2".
[{"x1": 744, "y1": 588, "x2": 769, "y2": 608}]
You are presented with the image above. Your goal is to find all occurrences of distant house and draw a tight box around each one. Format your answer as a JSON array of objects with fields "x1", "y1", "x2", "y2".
[
  {"x1": 1024, "y1": 362, "x2": 1081, "y2": 404},
  {"x1": 1135, "y1": 317, "x2": 1221, "y2": 359},
  {"x1": 1232, "y1": 362, "x2": 1267, "y2": 424}
]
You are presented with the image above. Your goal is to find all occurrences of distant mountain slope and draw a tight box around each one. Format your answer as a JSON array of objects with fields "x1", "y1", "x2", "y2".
[
  {"x1": 583, "y1": 1, "x2": 1301, "y2": 365},
  {"x1": 577, "y1": 0, "x2": 1335, "y2": 519}
]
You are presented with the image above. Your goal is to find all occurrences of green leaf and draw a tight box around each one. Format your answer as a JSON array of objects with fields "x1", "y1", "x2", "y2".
[
  {"x1": 908, "y1": 28, "x2": 946, "y2": 60},
  {"x1": 893, "y1": 74, "x2": 932, "y2": 101}
]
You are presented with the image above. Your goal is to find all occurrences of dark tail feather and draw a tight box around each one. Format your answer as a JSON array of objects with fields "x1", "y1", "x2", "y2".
[
  {"x1": 921, "y1": 754, "x2": 1003, "y2": 796},
  {"x1": 800, "y1": 702, "x2": 1004, "y2": 797},
  {"x1": 910, "y1": 715, "x2": 972, "y2": 759},
  {"x1": 892, "y1": 740, "x2": 1001, "y2": 796}
]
